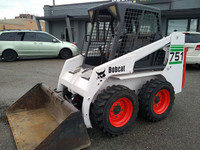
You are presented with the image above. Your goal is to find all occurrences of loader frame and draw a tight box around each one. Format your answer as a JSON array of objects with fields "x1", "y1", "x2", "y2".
[
  {"x1": 57, "y1": 32, "x2": 185, "y2": 128},
  {"x1": 57, "y1": 2, "x2": 186, "y2": 128}
]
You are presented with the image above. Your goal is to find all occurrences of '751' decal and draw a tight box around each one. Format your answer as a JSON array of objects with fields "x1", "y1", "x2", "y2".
[{"x1": 169, "y1": 45, "x2": 184, "y2": 65}]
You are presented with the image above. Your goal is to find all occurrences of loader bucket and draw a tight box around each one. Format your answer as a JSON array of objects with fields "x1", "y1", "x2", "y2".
[{"x1": 6, "y1": 83, "x2": 90, "y2": 150}]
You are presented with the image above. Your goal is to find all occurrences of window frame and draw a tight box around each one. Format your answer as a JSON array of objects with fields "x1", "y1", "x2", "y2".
[
  {"x1": 185, "y1": 34, "x2": 200, "y2": 43},
  {"x1": 36, "y1": 32, "x2": 55, "y2": 42},
  {"x1": 0, "y1": 32, "x2": 16, "y2": 41},
  {"x1": 15, "y1": 32, "x2": 25, "y2": 41},
  {"x1": 139, "y1": 11, "x2": 159, "y2": 34},
  {"x1": 23, "y1": 32, "x2": 36, "y2": 41}
]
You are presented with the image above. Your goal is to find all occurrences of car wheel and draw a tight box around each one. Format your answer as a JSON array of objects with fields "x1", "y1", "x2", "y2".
[
  {"x1": 59, "y1": 49, "x2": 72, "y2": 59},
  {"x1": 3, "y1": 50, "x2": 17, "y2": 62}
]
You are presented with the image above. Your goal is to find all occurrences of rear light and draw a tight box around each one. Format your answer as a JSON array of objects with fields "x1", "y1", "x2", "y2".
[
  {"x1": 195, "y1": 45, "x2": 200, "y2": 50},
  {"x1": 72, "y1": 42, "x2": 77, "y2": 48}
]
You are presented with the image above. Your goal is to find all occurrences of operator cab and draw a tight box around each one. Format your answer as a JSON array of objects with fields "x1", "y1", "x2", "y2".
[{"x1": 83, "y1": 2, "x2": 164, "y2": 70}]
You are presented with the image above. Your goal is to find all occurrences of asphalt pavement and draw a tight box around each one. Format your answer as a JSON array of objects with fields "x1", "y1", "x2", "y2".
[{"x1": 0, "y1": 58, "x2": 199, "y2": 150}]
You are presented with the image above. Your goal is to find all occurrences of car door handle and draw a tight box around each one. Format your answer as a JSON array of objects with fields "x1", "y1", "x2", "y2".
[{"x1": 33, "y1": 42, "x2": 37, "y2": 44}]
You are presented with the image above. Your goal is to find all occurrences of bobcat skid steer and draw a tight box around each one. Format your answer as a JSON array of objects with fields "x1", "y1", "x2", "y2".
[{"x1": 7, "y1": 2, "x2": 186, "y2": 150}]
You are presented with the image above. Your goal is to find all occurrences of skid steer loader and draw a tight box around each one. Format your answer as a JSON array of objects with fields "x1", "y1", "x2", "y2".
[{"x1": 7, "y1": 2, "x2": 186, "y2": 150}]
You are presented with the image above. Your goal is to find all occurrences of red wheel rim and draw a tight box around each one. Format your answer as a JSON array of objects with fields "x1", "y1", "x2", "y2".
[
  {"x1": 109, "y1": 98, "x2": 133, "y2": 127},
  {"x1": 153, "y1": 89, "x2": 170, "y2": 114}
]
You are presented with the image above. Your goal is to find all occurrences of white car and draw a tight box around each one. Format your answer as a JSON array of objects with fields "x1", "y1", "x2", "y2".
[{"x1": 184, "y1": 32, "x2": 200, "y2": 65}]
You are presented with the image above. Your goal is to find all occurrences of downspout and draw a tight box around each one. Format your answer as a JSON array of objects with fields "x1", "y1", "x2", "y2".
[
  {"x1": 36, "y1": 18, "x2": 42, "y2": 31},
  {"x1": 65, "y1": 16, "x2": 73, "y2": 43}
]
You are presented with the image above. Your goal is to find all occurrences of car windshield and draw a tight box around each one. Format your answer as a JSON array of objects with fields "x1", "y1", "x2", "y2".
[{"x1": 185, "y1": 34, "x2": 200, "y2": 43}]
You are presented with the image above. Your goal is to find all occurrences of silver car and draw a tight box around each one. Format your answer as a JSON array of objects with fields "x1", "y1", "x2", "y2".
[{"x1": 0, "y1": 30, "x2": 79, "y2": 62}]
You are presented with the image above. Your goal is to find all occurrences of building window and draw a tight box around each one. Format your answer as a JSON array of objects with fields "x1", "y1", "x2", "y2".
[
  {"x1": 167, "y1": 18, "x2": 199, "y2": 35},
  {"x1": 86, "y1": 22, "x2": 92, "y2": 41},
  {"x1": 167, "y1": 19, "x2": 188, "y2": 35},
  {"x1": 189, "y1": 19, "x2": 198, "y2": 31},
  {"x1": 85, "y1": 22, "x2": 111, "y2": 42},
  {"x1": 140, "y1": 12, "x2": 159, "y2": 34},
  {"x1": 86, "y1": 22, "x2": 92, "y2": 36}
]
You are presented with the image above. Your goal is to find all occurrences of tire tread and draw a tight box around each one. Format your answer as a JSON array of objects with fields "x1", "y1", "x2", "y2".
[
  {"x1": 138, "y1": 79, "x2": 175, "y2": 122},
  {"x1": 91, "y1": 85, "x2": 138, "y2": 136}
]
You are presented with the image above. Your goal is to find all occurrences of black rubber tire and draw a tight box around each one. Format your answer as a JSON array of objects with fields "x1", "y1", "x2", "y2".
[
  {"x1": 138, "y1": 79, "x2": 175, "y2": 122},
  {"x1": 3, "y1": 50, "x2": 17, "y2": 62},
  {"x1": 59, "y1": 49, "x2": 72, "y2": 59},
  {"x1": 91, "y1": 85, "x2": 139, "y2": 136}
]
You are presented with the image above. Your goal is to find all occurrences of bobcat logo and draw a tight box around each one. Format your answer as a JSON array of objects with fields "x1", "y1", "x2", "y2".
[{"x1": 96, "y1": 70, "x2": 106, "y2": 79}]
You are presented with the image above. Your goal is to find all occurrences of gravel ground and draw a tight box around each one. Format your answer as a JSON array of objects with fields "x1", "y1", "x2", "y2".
[{"x1": 0, "y1": 58, "x2": 199, "y2": 150}]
